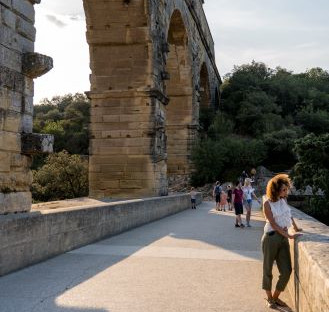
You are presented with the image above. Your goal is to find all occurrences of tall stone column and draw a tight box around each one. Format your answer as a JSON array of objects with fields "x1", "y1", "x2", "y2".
[
  {"x1": 84, "y1": 0, "x2": 168, "y2": 198},
  {"x1": 0, "y1": 0, "x2": 53, "y2": 214}
]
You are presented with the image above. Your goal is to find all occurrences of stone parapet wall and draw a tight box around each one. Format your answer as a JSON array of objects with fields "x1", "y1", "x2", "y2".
[
  {"x1": 0, "y1": 193, "x2": 202, "y2": 276},
  {"x1": 288, "y1": 207, "x2": 329, "y2": 312}
]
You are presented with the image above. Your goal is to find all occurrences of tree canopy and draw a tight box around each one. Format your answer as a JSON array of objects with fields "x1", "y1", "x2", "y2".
[{"x1": 192, "y1": 61, "x2": 329, "y2": 184}]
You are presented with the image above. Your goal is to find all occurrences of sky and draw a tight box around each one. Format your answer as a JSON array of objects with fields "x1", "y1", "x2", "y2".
[{"x1": 34, "y1": 0, "x2": 329, "y2": 103}]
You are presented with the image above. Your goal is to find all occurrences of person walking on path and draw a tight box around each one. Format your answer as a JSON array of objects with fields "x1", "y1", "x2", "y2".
[
  {"x1": 190, "y1": 187, "x2": 197, "y2": 209},
  {"x1": 226, "y1": 184, "x2": 233, "y2": 211},
  {"x1": 231, "y1": 181, "x2": 244, "y2": 227},
  {"x1": 219, "y1": 190, "x2": 228, "y2": 212},
  {"x1": 213, "y1": 181, "x2": 222, "y2": 211},
  {"x1": 242, "y1": 178, "x2": 261, "y2": 227},
  {"x1": 240, "y1": 170, "x2": 249, "y2": 184},
  {"x1": 262, "y1": 174, "x2": 302, "y2": 309}
]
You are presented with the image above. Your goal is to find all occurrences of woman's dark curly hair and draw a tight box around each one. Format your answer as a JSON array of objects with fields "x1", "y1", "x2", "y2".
[{"x1": 266, "y1": 174, "x2": 292, "y2": 202}]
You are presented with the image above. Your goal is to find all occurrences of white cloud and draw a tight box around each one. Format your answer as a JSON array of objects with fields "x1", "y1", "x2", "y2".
[{"x1": 46, "y1": 14, "x2": 67, "y2": 28}]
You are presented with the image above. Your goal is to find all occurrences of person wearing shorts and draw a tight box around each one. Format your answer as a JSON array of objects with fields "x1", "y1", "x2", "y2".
[
  {"x1": 232, "y1": 181, "x2": 244, "y2": 228},
  {"x1": 213, "y1": 181, "x2": 222, "y2": 211},
  {"x1": 242, "y1": 178, "x2": 261, "y2": 227}
]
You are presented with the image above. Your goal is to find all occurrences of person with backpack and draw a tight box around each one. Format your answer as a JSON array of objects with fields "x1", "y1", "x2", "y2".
[{"x1": 213, "y1": 181, "x2": 222, "y2": 211}]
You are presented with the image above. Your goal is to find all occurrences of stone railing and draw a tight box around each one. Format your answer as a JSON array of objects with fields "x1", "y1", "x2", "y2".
[
  {"x1": 288, "y1": 207, "x2": 329, "y2": 312},
  {"x1": 0, "y1": 193, "x2": 202, "y2": 276}
]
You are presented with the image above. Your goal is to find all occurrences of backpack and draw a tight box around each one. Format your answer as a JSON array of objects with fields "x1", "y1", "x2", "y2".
[{"x1": 214, "y1": 185, "x2": 222, "y2": 195}]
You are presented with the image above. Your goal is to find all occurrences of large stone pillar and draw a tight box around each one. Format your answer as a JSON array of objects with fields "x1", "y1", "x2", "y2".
[
  {"x1": 0, "y1": 0, "x2": 53, "y2": 214},
  {"x1": 84, "y1": 0, "x2": 168, "y2": 198}
]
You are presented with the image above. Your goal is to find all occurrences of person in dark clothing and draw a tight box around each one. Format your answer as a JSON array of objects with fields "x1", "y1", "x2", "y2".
[
  {"x1": 226, "y1": 184, "x2": 233, "y2": 211},
  {"x1": 231, "y1": 181, "x2": 245, "y2": 227}
]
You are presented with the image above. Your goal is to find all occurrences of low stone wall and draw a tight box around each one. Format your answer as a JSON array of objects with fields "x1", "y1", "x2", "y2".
[
  {"x1": 288, "y1": 207, "x2": 329, "y2": 312},
  {"x1": 0, "y1": 193, "x2": 201, "y2": 276}
]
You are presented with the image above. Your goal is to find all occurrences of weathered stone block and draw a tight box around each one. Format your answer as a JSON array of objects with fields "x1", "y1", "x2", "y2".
[
  {"x1": 0, "y1": 65, "x2": 24, "y2": 92},
  {"x1": 0, "y1": 44, "x2": 21, "y2": 71},
  {"x1": 24, "y1": 76, "x2": 34, "y2": 96},
  {"x1": 1, "y1": 5, "x2": 16, "y2": 29},
  {"x1": 0, "y1": 131, "x2": 21, "y2": 152},
  {"x1": 10, "y1": 153, "x2": 31, "y2": 168},
  {"x1": 3, "y1": 110, "x2": 21, "y2": 132},
  {"x1": 16, "y1": 14, "x2": 36, "y2": 41},
  {"x1": 12, "y1": 0, "x2": 34, "y2": 23},
  {"x1": 0, "y1": 150, "x2": 10, "y2": 172},
  {"x1": 21, "y1": 113, "x2": 33, "y2": 133},
  {"x1": 22, "y1": 52, "x2": 53, "y2": 78},
  {"x1": 0, "y1": 89, "x2": 22, "y2": 112},
  {"x1": 0, "y1": 191, "x2": 31, "y2": 214},
  {"x1": 21, "y1": 133, "x2": 54, "y2": 155}
]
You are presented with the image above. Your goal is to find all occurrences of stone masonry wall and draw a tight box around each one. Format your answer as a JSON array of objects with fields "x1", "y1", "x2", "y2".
[
  {"x1": 0, "y1": 0, "x2": 53, "y2": 214},
  {"x1": 85, "y1": 0, "x2": 221, "y2": 199},
  {"x1": 0, "y1": 193, "x2": 202, "y2": 276},
  {"x1": 288, "y1": 207, "x2": 329, "y2": 312}
]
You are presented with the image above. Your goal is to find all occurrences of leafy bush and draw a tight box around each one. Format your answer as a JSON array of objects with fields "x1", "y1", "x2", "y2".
[{"x1": 32, "y1": 151, "x2": 88, "y2": 202}]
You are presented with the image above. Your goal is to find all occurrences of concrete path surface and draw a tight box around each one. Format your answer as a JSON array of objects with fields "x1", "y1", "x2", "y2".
[{"x1": 0, "y1": 201, "x2": 292, "y2": 312}]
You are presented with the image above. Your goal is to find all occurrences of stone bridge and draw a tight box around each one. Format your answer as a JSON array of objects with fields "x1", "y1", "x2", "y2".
[
  {"x1": 85, "y1": 0, "x2": 221, "y2": 198},
  {"x1": 0, "y1": 0, "x2": 221, "y2": 214}
]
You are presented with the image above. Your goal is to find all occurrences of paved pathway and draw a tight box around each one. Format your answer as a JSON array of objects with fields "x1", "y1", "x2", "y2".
[{"x1": 0, "y1": 201, "x2": 292, "y2": 312}]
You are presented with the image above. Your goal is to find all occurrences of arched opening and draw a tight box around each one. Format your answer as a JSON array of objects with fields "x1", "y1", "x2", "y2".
[
  {"x1": 165, "y1": 10, "x2": 193, "y2": 177},
  {"x1": 199, "y1": 63, "x2": 213, "y2": 132},
  {"x1": 199, "y1": 63, "x2": 211, "y2": 108}
]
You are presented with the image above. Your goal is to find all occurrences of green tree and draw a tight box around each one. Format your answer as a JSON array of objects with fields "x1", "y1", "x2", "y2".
[
  {"x1": 33, "y1": 93, "x2": 90, "y2": 155},
  {"x1": 32, "y1": 151, "x2": 89, "y2": 202},
  {"x1": 292, "y1": 133, "x2": 329, "y2": 224},
  {"x1": 191, "y1": 136, "x2": 266, "y2": 186}
]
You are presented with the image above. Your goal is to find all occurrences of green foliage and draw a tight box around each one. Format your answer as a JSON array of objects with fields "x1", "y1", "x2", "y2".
[
  {"x1": 291, "y1": 133, "x2": 329, "y2": 223},
  {"x1": 262, "y1": 127, "x2": 301, "y2": 169},
  {"x1": 296, "y1": 105, "x2": 329, "y2": 134},
  {"x1": 191, "y1": 136, "x2": 266, "y2": 186},
  {"x1": 220, "y1": 61, "x2": 329, "y2": 172},
  {"x1": 199, "y1": 106, "x2": 216, "y2": 133},
  {"x1": 32, "y1": 151, "x2": 88, "y2": 202},
  {"x1": 33, "y1": 93, "x2": 90, "y2": 156},
  {"x1": 208, "y1": 112, "x2": 235, "y2": 139}
]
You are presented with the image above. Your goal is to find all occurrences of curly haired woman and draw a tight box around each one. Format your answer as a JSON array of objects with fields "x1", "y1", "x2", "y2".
[{"x1": 262, "y1": 174, "x2": 302, "y2": 309}]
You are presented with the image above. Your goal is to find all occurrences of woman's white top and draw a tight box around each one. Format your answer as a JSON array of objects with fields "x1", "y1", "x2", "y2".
[
  {"x1": 264, "y1": 198, "x2": 292, "y2": 233},
  {"x1": 242, "y1": 186, "x2": 254, "y2": 200}
]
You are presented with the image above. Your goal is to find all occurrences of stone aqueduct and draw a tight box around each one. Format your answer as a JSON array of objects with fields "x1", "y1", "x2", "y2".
[{"x1": 0, "y1": 0, "x2": 221, "y2": 214}]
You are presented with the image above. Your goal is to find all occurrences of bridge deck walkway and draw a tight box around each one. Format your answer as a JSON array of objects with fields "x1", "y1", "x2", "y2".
[{"x1": 0, "y1": 201, "x2": 292, "y2": 312}]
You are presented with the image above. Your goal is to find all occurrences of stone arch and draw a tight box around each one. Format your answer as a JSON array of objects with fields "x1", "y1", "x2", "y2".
[
  {"x1": 0, "y1": 0, "x2": 222, "y2": 211},
  {"x1": 164, "y1": 10, "x2": 193, "y2": 177},
  {"x1": 199, "y1": 62, "x2": 211, "y2": 108}
]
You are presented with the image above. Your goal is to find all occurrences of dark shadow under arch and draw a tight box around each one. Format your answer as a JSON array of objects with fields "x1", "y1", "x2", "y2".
[{"x1": 165, "y1": 10, "x2": 194, "y2": 177}]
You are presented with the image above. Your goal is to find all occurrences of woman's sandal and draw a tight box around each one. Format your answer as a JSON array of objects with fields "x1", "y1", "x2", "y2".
[
  {"x1": 265, "y1": 298, "x2": 277, "y2": 309},
  {"x1": 275, "y1": 298, "x2": 288, "y2": 307}
]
